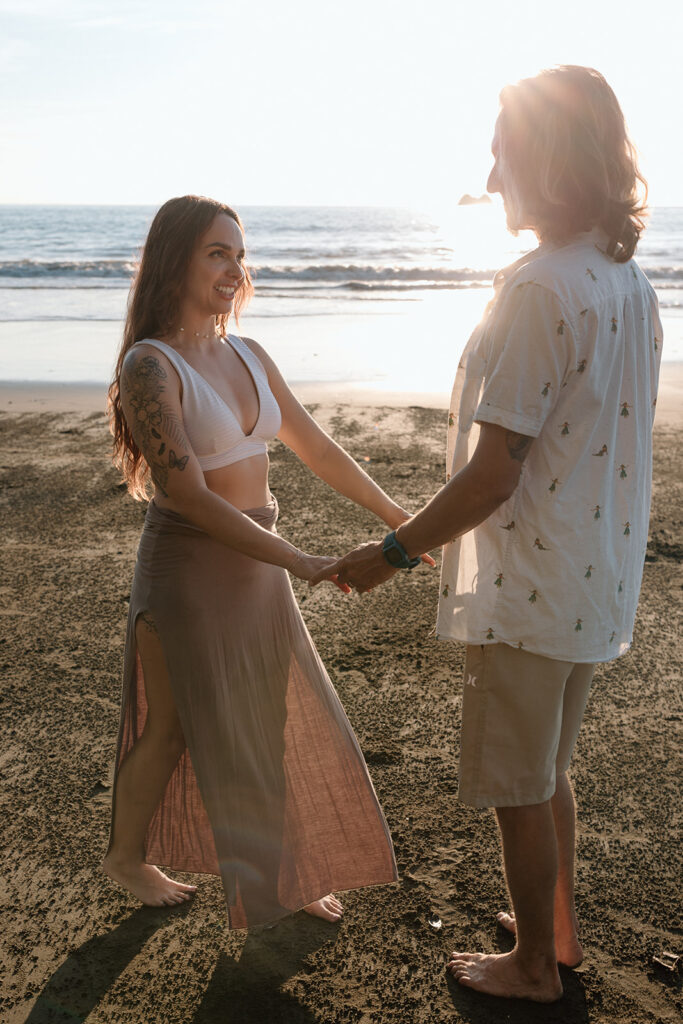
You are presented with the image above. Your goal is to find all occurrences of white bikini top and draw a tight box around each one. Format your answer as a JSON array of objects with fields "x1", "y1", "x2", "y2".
[{"x1": 135, "y1": 334, "x2": 282, "y2": 471}]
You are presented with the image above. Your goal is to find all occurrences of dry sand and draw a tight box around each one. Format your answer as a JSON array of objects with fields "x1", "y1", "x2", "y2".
[{"x1": 0, "y1": 381, "x2": 681, "y2": 1024}]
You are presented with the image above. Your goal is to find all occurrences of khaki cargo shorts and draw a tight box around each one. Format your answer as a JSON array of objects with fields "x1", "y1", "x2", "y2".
[{"x1": 458, "y1": 643, "x2": 595, "y2": 808}]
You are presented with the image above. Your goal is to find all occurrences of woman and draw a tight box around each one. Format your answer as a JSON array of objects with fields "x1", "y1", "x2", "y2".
[{"x1": 103, "y1": 196, "x2": 424, "y2": 928}]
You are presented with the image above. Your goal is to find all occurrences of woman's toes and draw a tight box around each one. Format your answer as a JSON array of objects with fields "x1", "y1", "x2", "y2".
[
  {"x1": 302, "y1": 896, "x2": 343, "y2": 922},
  {"x1": 162, "y1": 892, "x2": 184, "y2": 905}
]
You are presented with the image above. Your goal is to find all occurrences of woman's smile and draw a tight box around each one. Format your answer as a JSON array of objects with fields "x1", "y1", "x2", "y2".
[{"x1": 214, "y1": 284, "x2": 236, "y2": 299}]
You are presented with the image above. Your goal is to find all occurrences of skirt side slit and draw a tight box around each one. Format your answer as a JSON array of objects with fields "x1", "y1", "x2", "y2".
[{"x1": 108, "y1": 498, "x2": 397, "y2": 928}]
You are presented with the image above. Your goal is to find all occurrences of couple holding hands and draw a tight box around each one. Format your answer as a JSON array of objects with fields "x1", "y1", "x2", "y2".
[{"x1": 103, "y1": 66, "x2": 661, "y2": 1003}]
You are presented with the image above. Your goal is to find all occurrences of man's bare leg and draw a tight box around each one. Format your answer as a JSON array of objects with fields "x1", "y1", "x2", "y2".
[
  {"x1": 102, "y1": 615, "x2": 197, "y2": 907},
  {"x1": 448, "y1": 800, "x2": 563, "y2": 1002},
  {"x1": 496, "y1": 772, "x2": 583, "y2": 967}
]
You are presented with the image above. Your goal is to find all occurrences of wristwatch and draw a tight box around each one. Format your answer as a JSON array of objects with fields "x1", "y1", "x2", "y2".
[{"x1": 381, "y1": 531, "x2": 420, "y2": 570}]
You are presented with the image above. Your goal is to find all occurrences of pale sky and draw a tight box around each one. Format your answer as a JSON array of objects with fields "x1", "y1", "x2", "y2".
[{"x1": 1, "y1": 0, "x2": 681, "y2": 207}]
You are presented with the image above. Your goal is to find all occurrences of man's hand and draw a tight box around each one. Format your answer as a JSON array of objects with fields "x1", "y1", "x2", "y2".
[
  {"x1": 288, "y1": 551, "x2": 352, "y2": 593},
  {"x1": 309, "y1": 541, "x2": 398, "y2": 593}
]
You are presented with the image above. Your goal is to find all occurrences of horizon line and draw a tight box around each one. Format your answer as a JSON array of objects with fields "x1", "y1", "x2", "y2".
[{"x1": 1, "y1": 200, "x2": 682, "y2": 210}]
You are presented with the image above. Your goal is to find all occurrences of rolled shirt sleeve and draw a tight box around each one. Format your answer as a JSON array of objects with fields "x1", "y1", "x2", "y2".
[{"x1": 475, "y1": 281, "x2": 576, "y2": 438}]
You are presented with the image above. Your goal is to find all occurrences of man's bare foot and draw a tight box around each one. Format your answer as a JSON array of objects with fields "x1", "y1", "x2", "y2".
[
  {"x1": 303, "y1": 894, "x2": 343, "y2": 922},
  {"x1": 448, "y1": 949, "x2": 562, "y2": 1002},
  {"x1": 102, "y1": 855, "x2": 197, "y2": 907},
  {"x1": 496, "y1": 911, "x2": 584, "y2": 968}
]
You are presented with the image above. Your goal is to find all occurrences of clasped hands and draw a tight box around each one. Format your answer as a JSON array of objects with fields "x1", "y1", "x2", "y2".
[
  {"x1": 307, "y1": 507, "x2": 436, "y2": 594},
  {"x1": 310, "y1": 542, "x2": 435, "y2": 593}
]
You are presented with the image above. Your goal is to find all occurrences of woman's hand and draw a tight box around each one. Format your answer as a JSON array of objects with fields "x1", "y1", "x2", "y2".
[
  {"x1": 383, "y1": 504, "x2": 437, "y2": 568},
  {"x1": 382, "y1": 502, "x2": 414, "y2": 530},
  {"x1": 288, "y1": 551, "x2": 352, "y2": 593}
]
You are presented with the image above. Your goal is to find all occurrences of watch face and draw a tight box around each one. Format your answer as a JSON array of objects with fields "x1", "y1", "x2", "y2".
[{"x1": 384, "y1": 544, "x2": 403, "y2": 566}]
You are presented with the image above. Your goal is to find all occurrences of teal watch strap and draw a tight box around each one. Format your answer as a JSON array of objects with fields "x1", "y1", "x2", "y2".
[{"x1": 381, "y1": 531, "x2": 420, "y2": 570}]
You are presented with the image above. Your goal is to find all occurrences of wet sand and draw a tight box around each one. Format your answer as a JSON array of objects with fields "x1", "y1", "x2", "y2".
[{"x1": 0, "y1": 385, "x2": 681, "y2": 1023}]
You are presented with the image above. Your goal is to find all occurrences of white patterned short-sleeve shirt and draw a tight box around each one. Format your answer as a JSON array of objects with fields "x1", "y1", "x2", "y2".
[{"x1": 437, "y1": 229, "x2": 662, "y2": 663}]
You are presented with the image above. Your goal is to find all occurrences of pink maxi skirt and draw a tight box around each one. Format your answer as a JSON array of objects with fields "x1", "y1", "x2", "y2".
[{"x1": 109, "y1": 497, "x2": 397, "y2": 928}]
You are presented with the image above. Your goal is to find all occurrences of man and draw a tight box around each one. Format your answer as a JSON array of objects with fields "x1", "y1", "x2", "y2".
[{"x1": 312, "y1": 66, "x2": 662, "y2": 1002}]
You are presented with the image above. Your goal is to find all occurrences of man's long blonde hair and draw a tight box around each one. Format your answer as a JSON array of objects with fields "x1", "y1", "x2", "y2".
[{"x1": 498, "y1": 66, "x2": 647, "y2": 261}]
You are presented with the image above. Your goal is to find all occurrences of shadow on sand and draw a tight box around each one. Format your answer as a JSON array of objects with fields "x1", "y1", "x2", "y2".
[
  {"x1": 192, "y1": 915, "x2": 333, "y2": 1024},
  {"x1": 24, "y1": 904, "x2": 189, "y2": 1023},
  {"x1": 24, "y1": 907, "x2": 331, "y2": 1024}
]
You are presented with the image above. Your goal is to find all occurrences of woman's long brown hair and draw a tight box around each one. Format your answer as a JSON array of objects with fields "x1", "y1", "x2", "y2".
[
  {"x1": 108, "y1": 196, "x2": 254, "y2": 500},
  {"x1": 498, "y1": 66, "x2": 648, "y2": 261}
]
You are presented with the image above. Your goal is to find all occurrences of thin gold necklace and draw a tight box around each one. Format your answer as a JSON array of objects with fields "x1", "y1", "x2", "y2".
[{"x1": 178, "y1": 326, "x2": 215, "y2": 339}]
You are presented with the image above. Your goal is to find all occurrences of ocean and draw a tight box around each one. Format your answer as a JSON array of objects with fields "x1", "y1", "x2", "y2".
[{"x1": 0, "y1": 204, "x2": 681, "y2": 392}]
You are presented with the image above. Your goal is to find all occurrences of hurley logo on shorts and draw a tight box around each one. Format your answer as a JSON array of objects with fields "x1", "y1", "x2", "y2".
[{"x1": 466, "y1": 674, "x2": 477, "y2": 687}]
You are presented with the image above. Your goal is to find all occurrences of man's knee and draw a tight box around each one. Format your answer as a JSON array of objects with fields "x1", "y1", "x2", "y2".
[{"x1": 495, "y1": 799, "x2": 553, "y2": 832}]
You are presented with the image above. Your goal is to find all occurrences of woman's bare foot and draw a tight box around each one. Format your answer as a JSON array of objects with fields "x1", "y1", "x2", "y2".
[
  {"x1": 496, "y1": 910, "x2": 584, "y2": 968},
  {"x1": 102, "y1": 855, "x2": 197, "y2": 907},
  {"x1": 303, "y1": 894, "x2": 343, "y2": 922},
  {"x1": 448, "y1": 949, "x2": 562, "y2": 1002}
]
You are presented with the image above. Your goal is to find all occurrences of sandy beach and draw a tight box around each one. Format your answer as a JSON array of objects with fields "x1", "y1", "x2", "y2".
[{"x1": 0, "y1": 380, "x2": 681, "y2": 1024}]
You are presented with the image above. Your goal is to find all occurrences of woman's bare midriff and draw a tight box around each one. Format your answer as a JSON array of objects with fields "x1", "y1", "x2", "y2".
[{"x1": 153, "y1": 453, "x2": 272, "y2": 513}]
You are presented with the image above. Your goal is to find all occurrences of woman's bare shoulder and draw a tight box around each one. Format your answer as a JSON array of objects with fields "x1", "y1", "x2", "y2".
[
  {"x1": 237, "y1": 335, "x2": 271, "y2": 363},
  {"x1": 121, "y1": 343, "x2": 181, "y2": 399},
  {"x1": 122, "y1": 342, "x2": 176, "y2": 373}
]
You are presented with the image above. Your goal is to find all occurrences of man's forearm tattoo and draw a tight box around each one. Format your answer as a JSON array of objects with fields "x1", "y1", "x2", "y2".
[
  {"x1": 122, "y1": 353, "x2": 189, "y2": 497},
  {"x1": 505, "y1": 431, "x2": 533, "y2": 463}
]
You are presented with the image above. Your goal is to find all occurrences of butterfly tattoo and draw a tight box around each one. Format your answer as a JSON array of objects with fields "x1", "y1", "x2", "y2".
[{"x1": 169, "y1": 450, "x2": 189, "y2": 471}]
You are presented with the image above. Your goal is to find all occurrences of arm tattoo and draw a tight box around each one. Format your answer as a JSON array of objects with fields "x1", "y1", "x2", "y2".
[
  {"x1": 505, "y1": 431, "x2": 533, "y2": 463},
  {"x1": 122, "y1": 353, "x2": 190, "y2": 497}
]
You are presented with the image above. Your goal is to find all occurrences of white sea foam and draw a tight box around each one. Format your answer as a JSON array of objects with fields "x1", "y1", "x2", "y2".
[{"x1": 0, "y1": 204, "x2": 680, "y2": 383}]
